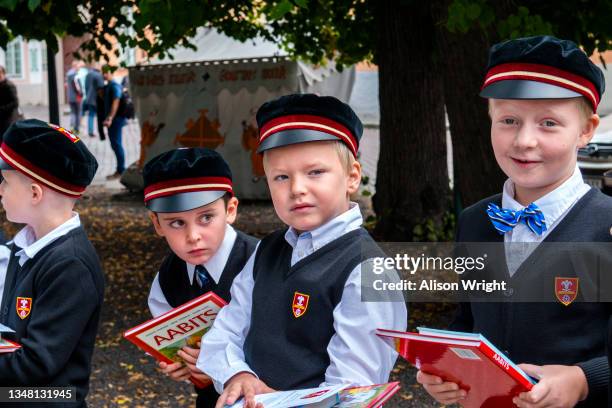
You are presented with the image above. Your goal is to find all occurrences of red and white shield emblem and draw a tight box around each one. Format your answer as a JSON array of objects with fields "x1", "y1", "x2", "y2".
[
  {"x1": 292, "y1": 291, "x2": 309, "y2": 318},
  {"x1": 16, "y1": 297, "x2": 32, "y2": 319},
  {"x1": 49, "y1": 123, "x2": 80, "y2": 143},
  {"x1": 555, "y1": 277, "x2": 579, "y2": 306}
]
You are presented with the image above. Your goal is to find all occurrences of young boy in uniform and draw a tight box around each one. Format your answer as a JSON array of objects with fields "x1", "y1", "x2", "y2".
[
  {"x1": 0, "y1": 119, "x2": 104, "y2": 407},
  {"x1": 197, "y1": 94, "x2": 407, "y2": 408},
  {"x1": 417, "y1": 36, "x2": 611, "y2": 407},
  {"x1": 143, "y1": 147, "x2": 258, "y2": 408}
]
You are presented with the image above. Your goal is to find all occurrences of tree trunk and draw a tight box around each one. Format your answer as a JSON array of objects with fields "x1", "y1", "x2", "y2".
[
  {"x1": 372, "y1": 1, "x2": 449, "y2": 241},
  {"x1": 433, "y1": 1, "x2": 513, "y2": 209},
  {"x1": 46, "y1": 40, "x2": 60, "y2": 125}
]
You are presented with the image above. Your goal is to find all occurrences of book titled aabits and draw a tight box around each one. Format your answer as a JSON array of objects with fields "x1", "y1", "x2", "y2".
[{"x1": 123, "y1": 292, "x2": 226, "y2": 388}]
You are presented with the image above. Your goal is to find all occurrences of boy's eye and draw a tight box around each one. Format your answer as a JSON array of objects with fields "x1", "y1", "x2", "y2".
[
  {"x1": 200, "y1": 214, "x2": 213, "y2": 223},
  {"x1": 309, "y1": 169, "x2": 325, "y2": 176},
  {"x1": 274, "y1": 174, "x2": 288, "y2": 181},
  {"x1": 169, "y1": 220, "x2": 185, "y2": 228},
  {"x1": 501, "y1": 118, "x2": 517, "y2": 125},
  {"x1": 542, "y1": 120, "x2": 557, "y2": 127}
]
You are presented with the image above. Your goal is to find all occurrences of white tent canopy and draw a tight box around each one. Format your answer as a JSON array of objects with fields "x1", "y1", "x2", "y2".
[{"x1": 128, "y1": 28, "x2": 355, "y2": 198}]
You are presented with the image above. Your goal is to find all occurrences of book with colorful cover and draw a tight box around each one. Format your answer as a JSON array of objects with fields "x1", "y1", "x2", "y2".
[
  {"x1": 226, "y1": 382, "x2": 401, "y2": 408},
  {"x1": 123, "y1": 292, "x2": 226, "y2": 388},
  {"x1": 225, "y1": 383, "x2": 349, "y2": 408},
  {"x1": 0, "y1": 323, "x2": 20, "y2": 354},
  {"x1": 376, "y1": 327, "x2": 536, "y2": 408},
  {"x1": 334, "y1": 382, "x2": 401, "y2": 407}
]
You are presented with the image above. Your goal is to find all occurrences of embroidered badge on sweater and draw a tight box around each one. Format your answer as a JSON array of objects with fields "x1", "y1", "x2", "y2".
[
  {"x1": 16, "y1": 297, "x2": 32, "y2": 319},
  {"x1": 292, "y1": 292, "x2": 309, "y2": 318},
  {"x1": 555, "y1": 277, "x2": 578, "y2": 306}
]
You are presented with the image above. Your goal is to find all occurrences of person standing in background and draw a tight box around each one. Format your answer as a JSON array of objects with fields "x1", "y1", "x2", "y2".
[
  {"x1": 84, "y1": 62, "x2": 105, "y2": 140},
  {"x1": 66, "y1": 61, "x2": 81, "y2": 133},
  {"x1": 0, "y1": 65, "x2": 19, "y2": 137},
  {"x1": 103, "y1": 66, "x2": 126, "y2": 179}
]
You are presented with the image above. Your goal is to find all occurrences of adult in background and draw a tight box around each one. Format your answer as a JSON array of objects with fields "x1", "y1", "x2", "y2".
[
  {"x1": 66, "y1": 61, "x2": 81, "y2": 133},
  {"x1": 84, "y1": 62, "x2": 105, "y2": 140},
  {"x1": 0, "y1": 65, "x2": 19, "y2": 137},
  {"x1": 103, "y1": 66, "x2": 126, "y2": 179}
]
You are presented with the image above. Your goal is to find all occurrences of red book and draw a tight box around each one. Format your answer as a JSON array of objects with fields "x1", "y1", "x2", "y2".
[
  {"x1": 0, "y1": 323, "x2": 20, "y2": 354},
  {"x1": 0, "y1": 338, "x2": 21, "y2": 354},
  {"x1": 123, "y1": 292, "x2": 227, "y2": 388},
  {"x1": 376, "y1": 328, "x2": 536, "y2": 408}
]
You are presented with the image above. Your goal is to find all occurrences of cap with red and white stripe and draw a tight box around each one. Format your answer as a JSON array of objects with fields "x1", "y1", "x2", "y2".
[
  {"x1": 480, "y1": 36, "x2": 605, "y2": 111},
  {"x1": 143, "y1": 147, "x2": 233, "y2": 213},
  {"x1": 256, "y1": 94, "x2": 363, "y2": 157},
  {"x1": 0, "y1": 119, "x2": 98, "y2": 197}
]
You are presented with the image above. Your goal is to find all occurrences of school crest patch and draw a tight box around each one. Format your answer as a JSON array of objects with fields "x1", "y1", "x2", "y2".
[
  {"x1": 555, "y1": 277, "x2": 578, "y2": 306},
  {"x1": 16, "y1": 297, "x2": 32, "y2": 319},
  {"x1": 292, "y1": 291, "x2": 309, "y2": 318},
  {"x1": 49, "y1": 123, "x2": 80, "y2": 143}
]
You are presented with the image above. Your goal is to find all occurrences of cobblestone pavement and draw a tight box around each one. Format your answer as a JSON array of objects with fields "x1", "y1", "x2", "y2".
[{"x1": 21, "y1": 104, "x2": 141, "y2": 190}]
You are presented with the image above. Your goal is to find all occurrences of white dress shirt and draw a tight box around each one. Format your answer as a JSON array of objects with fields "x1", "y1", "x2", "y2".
[
  {"x1": 502, "y1": 166, "x2": 590, "y2": 275},
  {"x1": 197, "y1": 203, "x2": 407, "y2": 393},
  {"x1": 0, "y1": 244, "x2": 13, "y2": 307},
  {"x1": 148, "y1": 224, "x2": 238, "y2": 317},
  {"x1": 13, "y1": 213, "x2": 82, "y2": 267},
  {"x1": 0, "y1": 214, "x2": 82, "y2": 307}
]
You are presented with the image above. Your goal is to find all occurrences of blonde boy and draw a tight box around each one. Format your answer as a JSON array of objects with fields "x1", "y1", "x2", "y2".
[
  {"x1": 417, "y1": 36, "x2": 610, "y2": 408},
  {"x1": 197, "y1": 94, "x2": 407, "y2": 408},
  {"x1": 0, "y1": 119, "x2": 103, "y2": 406}
]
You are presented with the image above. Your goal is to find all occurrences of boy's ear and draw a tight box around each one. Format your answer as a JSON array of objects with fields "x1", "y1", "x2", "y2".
[
  {"x1": 30, "y1": 182, "x2": 44, "y2": 205},
  {"x1": 148, "y1": 211, "x2": 165, "y2": 237},
  {"x1": 225, "y1": 197, "x2": 239, "y2": 225},
  {"x1": 578, "y1": 113, "x2": 600, "y2": 147},
  {"x1": 346, "y1": 161, "x2": 362, "y2": 196}
]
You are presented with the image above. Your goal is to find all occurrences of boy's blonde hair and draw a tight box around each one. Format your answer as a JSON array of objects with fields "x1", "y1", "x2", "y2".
[{"x1": 332, "y1": 141, "x2": 357, "y2": 173}]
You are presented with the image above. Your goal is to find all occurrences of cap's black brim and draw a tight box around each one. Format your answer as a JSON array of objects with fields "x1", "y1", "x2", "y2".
[
  {"x1": 480, "y1": 80, "x2": 582, "y2": 100},
  {"x1": 257, "y1": 129, "x2": 340, "y2": 153},
  {"x1": 146, "y1": 190, "x2": 226, "y2": 213},
  {"x1": 0, "y1": 157, "x2": 14, "y2": 170}
]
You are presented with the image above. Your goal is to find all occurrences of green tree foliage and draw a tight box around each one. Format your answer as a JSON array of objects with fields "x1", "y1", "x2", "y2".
[
  {"x1": 0, "y1": 0, "x2": 132, "y2": 59},
  {"x1": 3, "y1": 1, "x2": 611, "y2": 240}
]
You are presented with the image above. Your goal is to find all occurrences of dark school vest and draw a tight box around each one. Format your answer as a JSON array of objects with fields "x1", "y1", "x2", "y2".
[
  {"x1": 453, "y1": 188, "x2": 612, "y2": 407},
  {"x1": 158, "y1": 230, "x2": 258, "y2": 305},
  {"x1": 243, "y1": 227, "x2": 384, "y2": 390}
]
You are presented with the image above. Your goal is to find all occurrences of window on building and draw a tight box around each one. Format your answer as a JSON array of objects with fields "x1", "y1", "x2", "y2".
[
  {"x1": 42, "y1": 41, "x2": 47, "y2": 71},
  {"x1": 6, "y1": 37, "x2": 23, "y2": 78},
  {"x1": 29, "y1": 41, "x2": 40, "y2": 73}
]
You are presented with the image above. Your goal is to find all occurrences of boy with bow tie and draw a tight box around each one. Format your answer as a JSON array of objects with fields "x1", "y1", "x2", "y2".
[
  {"x1": 144, "y1": 147, "x2": 258, "y2": 408},
  {"x1": 417, "y1": 36, "x2": 612, "y2": 407}
]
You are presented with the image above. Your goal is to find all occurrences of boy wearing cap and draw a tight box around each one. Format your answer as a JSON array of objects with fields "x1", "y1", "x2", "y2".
[
  {"x1": 143, "y1": 147, "x2": 258, "y2": 408},
  {"x1": 197, "y1": 94, "x2": 407, "y2": 408},
  {"x1": 417, "y1": 36, "x2": 612, "y2": 407},
  {"x1": 0, "y1": 119, "x2": 103, "y2": 406}
]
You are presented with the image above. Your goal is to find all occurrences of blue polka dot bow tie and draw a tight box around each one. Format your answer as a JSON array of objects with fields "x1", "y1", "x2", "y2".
[{"x1": 486, "y1": 202, "x2": 547, "y2": 236}]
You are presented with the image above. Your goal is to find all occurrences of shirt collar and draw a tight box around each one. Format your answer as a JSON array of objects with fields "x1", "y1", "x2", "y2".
[
  {"x1": 284, "y1": 202, "x2": 363, "y2": 251},
  {"x1": 14, "y1": 213, "x2": 81, "y2": 266},
  {"x1": 502, "y1": 165, "x2": 589, "y2": 225},
  {"x1": 186, "y1": 224, "x2": 237, "y2": 285}
]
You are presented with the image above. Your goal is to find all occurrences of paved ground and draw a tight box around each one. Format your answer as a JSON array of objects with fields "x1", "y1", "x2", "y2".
[{"x1": 20, "y1": 104, "x2": 141, "y2": 189}]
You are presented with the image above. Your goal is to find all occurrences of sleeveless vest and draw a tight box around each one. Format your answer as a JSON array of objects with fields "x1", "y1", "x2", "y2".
[{"x1": 243, "y1": 227, "x2": 383, "y2": 390}]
